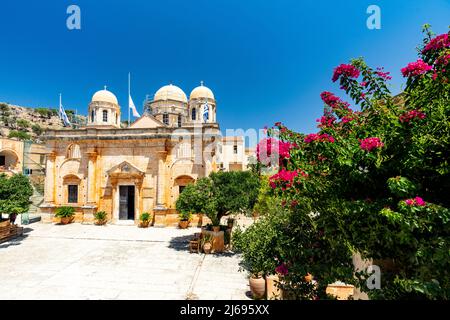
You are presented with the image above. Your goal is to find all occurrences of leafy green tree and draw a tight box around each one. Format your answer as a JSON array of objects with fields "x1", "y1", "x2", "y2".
[
  {"x1": 0, "y1": 174, "x2": 33, "y2": 221},
  {"x1": 176, "y1": 171, "x2": 260, "y2": 225}
]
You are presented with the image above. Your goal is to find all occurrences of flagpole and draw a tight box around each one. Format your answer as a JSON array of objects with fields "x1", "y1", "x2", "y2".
[{"x1": 128, "y1": 72, "x2": 131, "y2": 126}]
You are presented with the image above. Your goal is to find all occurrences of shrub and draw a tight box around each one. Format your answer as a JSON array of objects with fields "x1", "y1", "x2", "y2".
[
  {"x1": 16, "y1": 119, "x2": 30, "y2": 129},
  {"x1": 55, "y1": 206, "x2": 75, "y2": 218},
  {"x1": 8, "y1": 130, "x2": 31, "y2": 140},
  {"x1": 31, "y1": 124, "x2": 44, "y2": 136},
  {"x1": 253, "y1": 26, "x2": 450, "y2": 299}
]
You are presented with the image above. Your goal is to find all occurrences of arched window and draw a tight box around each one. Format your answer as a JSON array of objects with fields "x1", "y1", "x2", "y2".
[
  {"x1": 103, "y1": 110, "x2": 108, "y2": 122},
  {"x1": 163, "y1": 113, "x2": 169, "y2": 125},
  {"x1": 91, "y1": 110, "x2": 95, "y2": 123},
  {"x1": 66, "y1": 144, "x2": 81, "y2": 159},
  {"x1": 191, "y1": 108, "x2": 196, "y2": 121},
  {"x1": 177, "y1": 115, "x2": 182, "y2": 127}
]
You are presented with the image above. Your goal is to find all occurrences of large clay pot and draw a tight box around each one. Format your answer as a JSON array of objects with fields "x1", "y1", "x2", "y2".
[
  {"x1": 139, "y1": 220, "x2": 150, "y2": 228},
  {"x1": 95, "y1": 219, "x2": 106, "y2": 226},
  {"x1": 249, "y1": 275, "x2": 266, "y2": 299},
  {"x1": 60, "y1": 216, "x2": 73, "y2": 225},
  {"x1": 179, "y1": 220, "x2": 189, "y2": 229}
]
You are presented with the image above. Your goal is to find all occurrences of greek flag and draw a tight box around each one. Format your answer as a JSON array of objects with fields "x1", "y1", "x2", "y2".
[
  {"x1": 129, "y1": 94, "x2": 140, "y2": 118},
  {"x1": 202, "y1": 101, "x2": 209, "y2": 123},
  {"x1": 59, "y1": 94, "x2": 71, "y2": 127}
]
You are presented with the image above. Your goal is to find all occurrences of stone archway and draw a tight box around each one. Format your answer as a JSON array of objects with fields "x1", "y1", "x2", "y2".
[{"x1": 0, "y1": 149, "x2": 20, "y2": 173}]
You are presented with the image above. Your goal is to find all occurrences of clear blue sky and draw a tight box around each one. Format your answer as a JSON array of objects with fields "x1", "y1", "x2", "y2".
[{"x1": 0, "y1": 0, "x2": 449, "y2": 135}]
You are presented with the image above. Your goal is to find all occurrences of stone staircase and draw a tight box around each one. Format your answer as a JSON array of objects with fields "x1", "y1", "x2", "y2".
[{"x1": 23, "y1": 187, "x2": 44, "y2": 224}]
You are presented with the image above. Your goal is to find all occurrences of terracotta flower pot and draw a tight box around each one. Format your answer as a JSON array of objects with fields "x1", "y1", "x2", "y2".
[
  {"x1": 60, "y1": 216, "x2": 74, "y2": 225},
  {"x1": 179, "y1": 220, "x2": 189, "y2": 229},
  {"x1": 212, "y1": 226, "x2": 220, "y2": 233},
  {"x1": 95, "y1": 219, "x2": 106, "y2": 226},
  {"x1": 139, "y1": 220, "x2": 150, "y2": 228},
  {"x1": 203, "y1": 242, "x2": 212, "y2": 254},
  {"x1": 249, "y1": 275, "x2": 266, "y2": 299}
]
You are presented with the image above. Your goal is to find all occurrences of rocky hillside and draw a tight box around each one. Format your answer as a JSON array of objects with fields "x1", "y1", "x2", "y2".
[{"x1": 0, "y1": 102, "x2": 86, "y2": 143}]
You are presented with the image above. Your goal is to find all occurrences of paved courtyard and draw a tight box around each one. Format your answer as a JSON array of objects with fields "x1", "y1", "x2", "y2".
[{"x1": 0, "y1": 223, "x2": 251, "y2": 300}]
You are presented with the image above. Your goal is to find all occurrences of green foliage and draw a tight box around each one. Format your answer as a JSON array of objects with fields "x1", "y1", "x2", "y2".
[
  {"x1": 253, "y1": 175, "x2": 282, "y2": 216},
  {"x1": 175, "y1": 171, "x2": 260, "y2": 226},
  {"x1": 55, "y1": 206, "x2": 75, "y2": 218},
  {"x1": 35, "y1": 108, "x2": 58, "y2": 118},
  {"x1": 31, "y1": 124, "x2": 44, "y2": 136},
  {"x1": 16, "y1": 119, "x2": 30, "y2": 129},
  {"x1": 140, "y1": 212, "x2": 151, "y2": 222},
  {"x1": 0, "y1": 174, "x2": 33, "y2": 216},
  {"x1": 94, "y1": 211, "x2": 107, "y2": 221},
  {"x1": 387, "y1": 176, "x2": 417, "y2": 198},
  {"x1": 8, "y1": 130, "x2": 31, "y2": 140},
  {"x1": 178, "y1": 210, "x2": 192, "y2": 221}
]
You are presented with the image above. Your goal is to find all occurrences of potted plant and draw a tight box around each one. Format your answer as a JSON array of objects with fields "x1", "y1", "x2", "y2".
[
  {"x1": 55, "y1": 206, "x2": 75, "y2": 225},
  {"x1": 201, "y1": 233, "x2": 214, "y2": 254},
  {"x1": 211, "y1": 216, "x2": 221, "y2": 233},
  {"x1": 178, "y1": 211, "x2": 192, "y2": 229},
  {"x1": 94, "y1": 211, "x2": 107, "y2": 225},
  {"x1": 249, "y1": 273, "x2": 266, "y2": 299},
  {"x1": 139, "y1": 212, "x2": 151, "y2": 228}
]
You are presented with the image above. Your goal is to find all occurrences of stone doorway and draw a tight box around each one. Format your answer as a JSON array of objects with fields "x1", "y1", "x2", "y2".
[{"x1": 119, "y1": 186, "x2": 135, "y2": 220}]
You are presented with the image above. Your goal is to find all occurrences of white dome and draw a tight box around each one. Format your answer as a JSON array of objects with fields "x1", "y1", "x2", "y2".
[
  {"x1": 190, "y1": 83, "x2": 215, "y2": 100},
  {"x1": 92, "y1": 89, "x2": 118, "y2": 105},
  {"x1": 154, "y1": 84, "x2": 187, "y2": 103}
]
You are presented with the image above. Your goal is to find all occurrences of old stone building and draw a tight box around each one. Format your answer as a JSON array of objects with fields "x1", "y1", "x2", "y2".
[{"x1": 40, "y1": 83, "x2": 247, "y2": 226}]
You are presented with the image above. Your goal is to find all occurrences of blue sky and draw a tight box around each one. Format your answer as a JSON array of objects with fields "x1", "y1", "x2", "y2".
[{"x1": 0, "y1": 0, "x2": 449, "y2": 136}]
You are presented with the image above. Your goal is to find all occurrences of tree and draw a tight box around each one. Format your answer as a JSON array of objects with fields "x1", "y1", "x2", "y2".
[
  {"x1": 176, "y1": 171, "x2": 260, "y2": 225},
  {"x1": 0, "y1": 174, "x2": 33, "y2": 221}
]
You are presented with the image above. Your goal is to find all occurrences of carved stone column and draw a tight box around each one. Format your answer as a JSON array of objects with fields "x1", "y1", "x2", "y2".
[
  {"x1": 44, "y1": 152, "x2": 56, "y2": 204},
  {"x1": 86, "y1": 151, "x2": 97, "y2": 205},
  {"x1": 155, "y1": 150, "x2": 167, "y2": 208}
]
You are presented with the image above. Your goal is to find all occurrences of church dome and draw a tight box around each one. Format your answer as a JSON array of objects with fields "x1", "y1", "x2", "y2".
[
  {"x1": 190, "y1": 83, "x2": 215, "y2": 100},
  {"x1": 92, "y1": 89, "x2": 118, "y2": 105},
  {"x1": 154, "y1": 84, "x2": 187, "y2": 103}
]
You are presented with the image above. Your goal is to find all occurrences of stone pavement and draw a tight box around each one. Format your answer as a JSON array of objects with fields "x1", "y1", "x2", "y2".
[{"x1": 0, "y1": 223, "x2": 251, "y2": 300}]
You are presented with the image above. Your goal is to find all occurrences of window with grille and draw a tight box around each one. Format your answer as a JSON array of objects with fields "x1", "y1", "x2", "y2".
[
  {"x1": 178, "y1": 115, "x2": 182, "y2": 127},
  {"x1": 103, "y1": 110, "x2": 108, "y2": 122},
  {"x1": 163, "y1": 113, "x2": 169, "y2": 125},
  {"x1": 234, "y1": 145, "x2": 238, "y2": 154},
  {"x1": 191, "y1": 108, "x2": 196, "y2": 120},
  {"x1": 68, "y1": 185, "x2": 78, "y2": 203}
]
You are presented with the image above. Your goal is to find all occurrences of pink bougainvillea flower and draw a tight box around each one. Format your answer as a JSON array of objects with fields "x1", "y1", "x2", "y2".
[
  {"x1": 304, "y1": 133, "x2": 335, "y2": 144},
  {"x1": 257, "y1": 138, "x2": 294, "y2": 166},
  {"x1": 332, "y1": 64, "x2": 360, "y2": 82},
  {"x1": 275, "y1": 263, "x2": 289, "y2": 276},
  {"x1": 422, "y1": 33, "x2": 450, "y2": 53},
  {"x1": 404, "y1": 197, "x2": 426, "y2": 207},
  {"x1": 320, "y1": 91, "x2": 352, "y2": 112},
  {"x1": 316, "y1": 115, "x2": 336, "y2": 128},
  {"x1": 359, "y1": 137, "x2": 384, "y2": 151},
  {"x1": 401, "y1": 59, "x2": 433, "y2": 77},
  {"x1": 435, "y1": 54, "x2": 450, "y2": 66},
  {"x1": 399, "y1": 110, "x2": 426, "y2": 123}
]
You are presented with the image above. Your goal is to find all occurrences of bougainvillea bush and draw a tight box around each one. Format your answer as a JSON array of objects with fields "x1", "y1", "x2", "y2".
[{"x1": 235, "y1": 26, "x2": 450, "y2": 299}]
